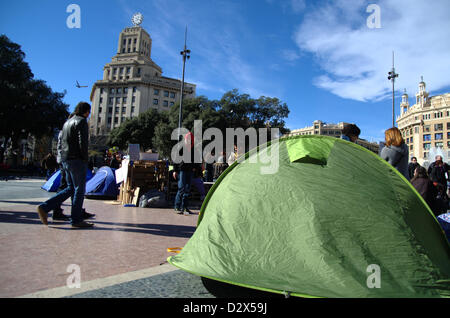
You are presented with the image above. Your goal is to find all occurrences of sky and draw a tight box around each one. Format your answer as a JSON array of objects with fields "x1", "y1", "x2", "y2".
[{"x1": 1, "y1": 0, "x2": 450, "y2": 143}]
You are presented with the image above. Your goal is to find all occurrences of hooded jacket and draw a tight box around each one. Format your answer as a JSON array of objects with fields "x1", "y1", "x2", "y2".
[{"x1": 380, "y1": 143, "x2": 410, "y2": 180}]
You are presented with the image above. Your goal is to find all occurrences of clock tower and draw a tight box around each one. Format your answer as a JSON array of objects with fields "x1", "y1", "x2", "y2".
[{"x1": 88, "y1": 14, "x2": 196, "y2": 138}]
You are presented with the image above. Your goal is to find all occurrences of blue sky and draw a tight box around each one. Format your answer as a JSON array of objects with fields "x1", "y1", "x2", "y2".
[{"x1": 1, "y1": 0, "x2": 450, "y2": 142}]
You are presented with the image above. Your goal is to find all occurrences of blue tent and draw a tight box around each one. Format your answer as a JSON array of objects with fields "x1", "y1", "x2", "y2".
[
  {"x1": 85, "y1": 166, "x2": 119, "y2": 198},
  {"x1": 41, "y1": 169, "x2": 93, "y2": 192}
]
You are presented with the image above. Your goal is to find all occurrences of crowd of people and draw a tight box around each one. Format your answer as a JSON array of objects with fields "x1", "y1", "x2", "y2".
[
  {"x1": 343, "y1": 124, "x2": 449, "y2": 217},
  {"x1": 35, "y1": 100, "x2": 448, "y2": 227}
]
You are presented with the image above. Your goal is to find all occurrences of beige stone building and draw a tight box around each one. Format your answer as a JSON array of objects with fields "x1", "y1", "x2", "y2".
[
  {"x1": 285, "y1": 120, "x2": 379, "y2": 153},
  {"x1": 89, "y1": 22, "x2": 196, "y2": 136},
  {"x1": 396, "y1": 78, "x2": 450, "y2": 165}
]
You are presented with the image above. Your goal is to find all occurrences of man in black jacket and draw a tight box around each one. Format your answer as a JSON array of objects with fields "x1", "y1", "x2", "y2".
[{"x1": 37, "y1": 102, "x2": 94, "y2": 228}]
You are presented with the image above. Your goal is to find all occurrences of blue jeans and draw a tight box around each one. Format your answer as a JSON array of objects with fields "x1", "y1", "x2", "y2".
[
  {"x1": 40, "y1": 160, "x2": 87, "y2": 224},
  {"x1": 175, "y1": 170, "x2": 192, "y2": 211}
]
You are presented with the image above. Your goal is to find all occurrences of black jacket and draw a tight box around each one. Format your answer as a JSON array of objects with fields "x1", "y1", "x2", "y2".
[{"x1": 60, "y1": 115, "x2": 89, "y2": 162}]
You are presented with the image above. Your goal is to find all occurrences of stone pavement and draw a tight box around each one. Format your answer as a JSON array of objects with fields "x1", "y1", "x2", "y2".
[{"x1": 0, "y1": 178, "x2": 205, "y2": 298}]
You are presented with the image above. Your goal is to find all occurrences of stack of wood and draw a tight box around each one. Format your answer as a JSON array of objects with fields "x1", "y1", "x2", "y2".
[{"x1": 117, "y1": 160, "x2": 168, "y2": 206}]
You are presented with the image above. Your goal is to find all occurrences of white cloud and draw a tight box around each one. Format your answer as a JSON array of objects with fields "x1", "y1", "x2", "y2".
[{"x1": 293, "y1": 0, "x2": 450, "y2": 102}]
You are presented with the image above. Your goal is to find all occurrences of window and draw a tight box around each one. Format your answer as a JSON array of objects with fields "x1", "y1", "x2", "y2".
[
  {"x1": 423, "y1": 143, "x2": 431, "y2": 150},
  {"x1": 136, "y1": 68, "x2": 141, "y2": 76},
  {"x1": 435, "y1": 133, "x2": 443, "y2": 140},
  {"x1": 122, "y1": 107, "x2": 126, "y2": 112},
  {"x1": 119, "y1": 68, "x2": 123, "y2": 74},
  {"x1": 100, "y1": 88, "x2": 104, "y2": 94},
  {"x1": 423, "y1": 134, "x2": 431, "y2": 141},
  {"x1": 154, "y1": 89, "x2": 159, "y2": 95},
  {"x1": 117, "y1": 88, "x2": 121, "y2": 94},
  {"x1": 414, "y1": 126, "x2": 419, "y2": 133},
  {"x1": 170, "y1": 92, "x2": 175, "y2": 98},
  {"x1": 123, "y1": 97, "x2": 127, "y2": 104},
  {"x1": 153, "y1": 99, "x2": 159, "y2": 105},
  {"x1": 409, "y1": 136, "x2": 413, "y2": 143},
  {"x1": 131, "y1": 107, "x2": 135, "y2": 113},
  {"x1": 108, "y1": 107, "x2": 112, "y2": 113},
  {"x1": 113, "y1": 68, "x2": 117, "y2": 75},
  {"x1": 126, "y1": 67, "x2": 131, "y2": 74},
  {"x1": 424, "y1": 125, "x2": 430, "y2": 132},
  {"x1": 410, "y1": 145, "x2": 413, "y2": 151},
  {"x1": 170, "y1": 102, "x2": 174, "y2": 106},
  {"x1": 114, "y1": 117, "x2": 118, "y2": 124},
  {"x1": 115, "y1": 107, "x2": 119, "y2": 113},
  {"x1": 99, "y1": 97, "x2": 103, "y2": 104},
  {"x1": 123, "y1": 87, "x2": 128, "y2": 94},
  {"x1": 434, "y1": 123, "x2": 443, "y2": 131},
  {"x1": 108, "y1": 98, "x2": 113, "y2": 105},
  {"x1": 116, "y1": 97, "x2": 121, "y2": 104},
  {"x1": 133, "y1": 86, "x2": 137, "y2": 93},
  {"x1": 424, "y1": 152, "x2": 429, "y2": 159},
  {"x1": 163, "y1": 100, "x2": 168, "y2": 107},
  {"x1": 110, "y1": 88, "x2": 115, "y2": 94},
  {"x1": 99, "y1": 107, "x2": 102, "y2": 113},
  {"x1": 447, "y1": 122, "x2": 450, "y2": 130},
  {"x1": 435, "y1": 142, "x2": 443, "y2": 148},
  {"x1": 132, "y1": 96, "x2": 136, "y2": 103},
  {"x1": 164, "y1": 91, "x2": 169, "y2": 97}
]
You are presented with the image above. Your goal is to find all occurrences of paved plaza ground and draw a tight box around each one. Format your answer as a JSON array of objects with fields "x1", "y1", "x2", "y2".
[{"x1": 0, "y1": 177, "x2": 210, "y2": 298}]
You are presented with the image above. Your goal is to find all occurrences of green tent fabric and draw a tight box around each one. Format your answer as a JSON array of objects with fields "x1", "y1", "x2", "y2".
[{"x1": 168, "y1": 135, "x2": 450, "y2": 298}]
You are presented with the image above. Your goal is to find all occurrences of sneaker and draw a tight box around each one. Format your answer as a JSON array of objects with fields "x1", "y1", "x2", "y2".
[
  {"x1": 82, "y1": 211, "x2": 96, "y2": 219},
  {"x1": 37, "y1": 205, "x2": 48, "y2": 225},
  {"x1": 183, "y1": 208, "x2": 193, "y2": 215},
  {"x1": 174, "y1": 208, "x2": 183, "y2": 214},
  {"x1": 53, "y1": 211, "x2": 71, "y2": 221},
  {"x1": 72, "y1": 221, "x2": 94, "y2": 228}
]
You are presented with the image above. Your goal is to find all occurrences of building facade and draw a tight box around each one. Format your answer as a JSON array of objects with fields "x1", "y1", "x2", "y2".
[
  {"x1": 89, "y1": 22, "x2": 196, "y2": 137},
  {"x1": 396, "y1": 78, "x2": 450, "y2": 165},
  {"x1": 285, "y1": 120, "x2": 380, "y2": 153}
]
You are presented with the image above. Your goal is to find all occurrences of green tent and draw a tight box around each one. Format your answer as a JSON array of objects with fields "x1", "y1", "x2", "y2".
[{"x1": 168, "y1": 135, "x2": 450, "y2": 297}]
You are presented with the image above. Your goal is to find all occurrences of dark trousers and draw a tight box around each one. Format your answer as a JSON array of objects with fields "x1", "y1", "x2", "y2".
[
  {"x1": 41, "y1": 160, "x2": 87, "y2": 224},
  {"x1": 174, "y1": 170, "x2": 193, "y2": 211}
]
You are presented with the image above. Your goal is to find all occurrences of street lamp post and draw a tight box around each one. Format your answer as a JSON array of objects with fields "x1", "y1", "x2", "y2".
[
  {"x1": 178, "y1": 27, "x2": 191, "y2": 140},
  {"x1": 387, "y1": 51, "x2": 399, "y2": 127}
]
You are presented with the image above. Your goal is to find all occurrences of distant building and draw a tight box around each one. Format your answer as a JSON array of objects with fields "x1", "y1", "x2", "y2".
[
  {"x1": 285, "y1": 120, "x2": 379, "y2": 153},
  {"x1": 89, "y1": 17, "x2": 196, "y2": 137},
  {"x1": 397, "y1": 77, "x2": 450, "y2": 165}
]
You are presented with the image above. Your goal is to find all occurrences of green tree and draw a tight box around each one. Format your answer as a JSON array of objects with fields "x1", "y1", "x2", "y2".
[
  {"x1": 0, "y1": 35, "x2": 69, "y2": 164},
  {"x1": 107, "y1": 108, "x2": 165, "y2": 151}
]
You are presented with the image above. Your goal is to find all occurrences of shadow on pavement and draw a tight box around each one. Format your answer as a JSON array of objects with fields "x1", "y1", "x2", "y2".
[{"x1": 201, "y1": 277, "x2": 286, "y2": 298}]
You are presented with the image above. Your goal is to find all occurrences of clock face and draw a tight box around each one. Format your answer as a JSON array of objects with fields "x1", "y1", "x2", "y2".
[{"x1": 132, "y1": 13, "x2": 143, "y2": 26}]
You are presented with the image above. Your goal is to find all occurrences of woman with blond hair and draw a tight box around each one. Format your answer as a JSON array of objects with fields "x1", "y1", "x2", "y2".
[{"x1": 380, "y1": 127, "x2": 410, "y2": 180}]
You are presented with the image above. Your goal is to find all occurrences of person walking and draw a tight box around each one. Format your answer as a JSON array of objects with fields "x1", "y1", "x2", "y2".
[
  {"x1": 380, "y1": 127, "x2": 410, "y2": 180},
  {"x1": 37, "y1": 102, "x2": 94, "y2": 228},
  {"x1": 53, "y1": 121, "x2": 95, "y2": 221}
]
